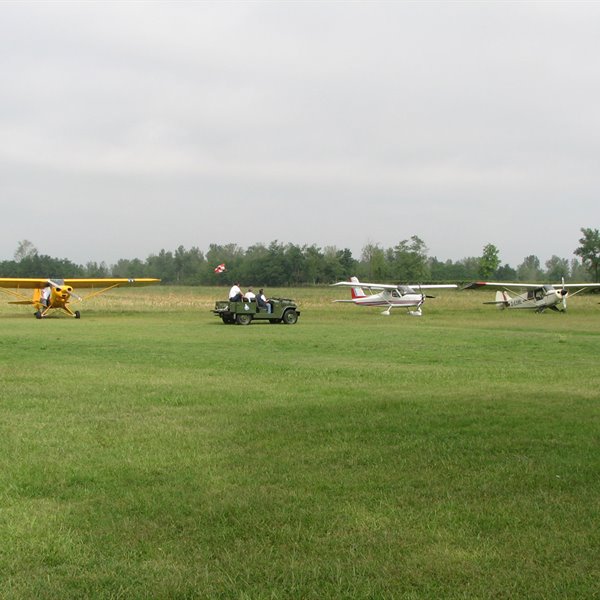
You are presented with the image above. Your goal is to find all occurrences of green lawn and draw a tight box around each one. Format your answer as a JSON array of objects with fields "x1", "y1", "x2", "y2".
[{"x1": 0, "y1": 287, "x2": 598, "y2": 598}]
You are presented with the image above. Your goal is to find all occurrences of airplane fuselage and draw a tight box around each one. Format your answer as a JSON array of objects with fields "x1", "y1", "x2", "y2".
[
  {"x1": 499, "y1": 285, "x2": 567, "y2": 311},
  {"x1": 350, "y1": 289, "x2": 423, "y2": 308}
]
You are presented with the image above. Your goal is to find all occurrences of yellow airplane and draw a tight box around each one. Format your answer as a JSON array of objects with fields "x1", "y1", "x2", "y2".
[{"x1": 0, "y1": 277, "x2": 160, "y2": 318}]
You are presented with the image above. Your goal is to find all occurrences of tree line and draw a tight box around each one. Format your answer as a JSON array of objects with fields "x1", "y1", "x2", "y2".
[{"x1": 3, "y1": 228, "x2": 599, "y2": 286}]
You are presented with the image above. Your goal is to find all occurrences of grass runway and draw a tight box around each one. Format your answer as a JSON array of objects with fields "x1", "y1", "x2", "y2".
[{"x1": 0, "y1": 286, "x2": 599, "y2": 598}]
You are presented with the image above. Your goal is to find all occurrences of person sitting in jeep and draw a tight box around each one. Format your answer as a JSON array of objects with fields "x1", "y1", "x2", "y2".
[
  {"x1": 257, "y1": 288, "x2": 271, "y2": 313},
  {"x1": 229, "y1": 282, "x2": 243, "y2": 302}
]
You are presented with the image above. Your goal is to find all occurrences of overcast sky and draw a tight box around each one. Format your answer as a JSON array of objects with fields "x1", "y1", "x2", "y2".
[{"x1": 1, "y1": 0, "x2": 599, "y2": 268}]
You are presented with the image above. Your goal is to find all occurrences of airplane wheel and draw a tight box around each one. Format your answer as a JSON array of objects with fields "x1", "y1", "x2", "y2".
[
  {"x1": 34, "y1": 311, "x2": 42, "y2": 319},
  {"x1": 75, "y1": 311, "x2": 81, "y2": 319}
]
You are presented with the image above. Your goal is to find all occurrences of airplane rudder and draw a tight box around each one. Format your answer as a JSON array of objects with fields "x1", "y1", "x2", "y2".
[
  {"x1": 496, "y1": 290, "x2": 509, "y2": 309},
  {"x1": 348, "y1": 276, "x2": 366, "y2": 299}
]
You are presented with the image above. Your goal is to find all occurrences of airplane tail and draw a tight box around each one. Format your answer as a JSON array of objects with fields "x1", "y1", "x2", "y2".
[
  {"x1": 349, "y1": 276, "x2": 366, "y2": 299},
  {"x1": 484, "y1": 290, "x2": 510, "y2": 309},
  {"x1": 495, "y1": 290, "x2": 510, "y2": 309}
]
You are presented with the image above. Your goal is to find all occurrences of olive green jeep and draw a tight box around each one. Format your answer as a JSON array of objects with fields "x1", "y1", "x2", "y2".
[{"x1": 212, "y1": 297, "x2": 300, "y2": 325}]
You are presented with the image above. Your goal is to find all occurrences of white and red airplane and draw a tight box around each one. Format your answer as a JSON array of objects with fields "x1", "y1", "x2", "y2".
[
  {"x1": 464, "y1": 280, "x2": 600, "y2": 312},
  {"x1": 331, "y1": 276, "x2": 457, "y2": 316}
]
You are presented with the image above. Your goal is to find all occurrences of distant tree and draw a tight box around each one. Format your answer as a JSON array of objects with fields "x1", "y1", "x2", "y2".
[
  {"x1": 322, "y1": 246, "x2": 355, "y2": 282},
  {"x1": 14, "y1": 240, "x2": 38, "y2": 262},
  {"x1": 517, "y1": 255, "x2": 544, "y2": 281},
  {"x1": 360, "y1": 243, "x2": 387, "y2": 280},
  {"x1": 263, "y1": 241, "x2": 288, "y2": 285},
  {"x1": 389, "y1": 235, "x2": 430, "y2": 281},
  {"x1": 456, "y1": 257, "x2": 480, "y2": 281},
  {"x1": 336, "y1": 248, "x2": 356, "y2": 276},
  {"x1": 146, "y1": 249, "x2": 177, "y2": 283},
  {"x1": 239, "y1": 243, "x2": 269, "y2": 284},
  {"x1": 495, "y1": 263, "x2": 517, "y2": 281},
  {"x1": 545, "y1": 256, "x2": 570, "y2": 282},
  {"x1": 15, "y1": 254, "x2": 83, "y2": 278},
  {"x1": 112, "y1": 257, "x2": 146, "y2": 278},
  {"x1": 303, "y1": 245, "x2": 324, "y2": 285},
  {"x1": 173, "y1": 245, "x2": 204, "y2": 284},
  {"x1": 84, "y1": 261, "x2": 109, "y2": 277},
  {"x1": 574, "y1": 227, "x2": 600, "y2": 281},
  {"x1": 478, "y1": 244, "x2": 501, "y2": 279},
  {"x1": 569, "y1": 258, "x2": 590, "y2": 282}
]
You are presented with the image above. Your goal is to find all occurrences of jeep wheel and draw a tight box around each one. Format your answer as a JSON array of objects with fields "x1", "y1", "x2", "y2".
[
  {"x1": 236, "y1": 313, "x2": 252, "y2": 325},
  {"x1": 282, "y1": 309, "x2": 298, "y2": 324}
]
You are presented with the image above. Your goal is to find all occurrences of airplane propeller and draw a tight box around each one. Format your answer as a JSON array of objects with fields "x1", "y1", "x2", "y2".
[
  {"x1": 408, "y1": 285, "x2": 425, "y2": 316},
  {"x1": 559, "y1": 277, "x2": 568, "y2": 310},
  {"x1": 47, "y1": 279, "x2": 83, "y2": 301}
]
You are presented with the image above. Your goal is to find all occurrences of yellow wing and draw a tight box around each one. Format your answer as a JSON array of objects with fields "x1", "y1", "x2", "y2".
[
  {"x1": 0, "y1": 277, "x2": 160, "y2": 302},
  {"x1": 62, "y1": 278, "x2": 161, "y2": 300},
  {"x1": 0, "y1": 278, "x2": 50, "y2": 289},
  {"x1": 62, "y1": 278, "x2": 160, "y2": 288},
  {"x1": 0, "y1": 277, "x2": 160, "y2": 289}
]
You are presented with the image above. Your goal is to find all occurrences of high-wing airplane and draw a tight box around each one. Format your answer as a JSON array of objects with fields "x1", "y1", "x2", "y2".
[
  {"x1": 0, "y1": 277, "x2": 160, "y2": 318},
  {"x1": 331, "y1": 276, "x2": 457, "y2": 316},
  {"x1": 464, "y1": 280, "x2": 600, "y2": 312}
]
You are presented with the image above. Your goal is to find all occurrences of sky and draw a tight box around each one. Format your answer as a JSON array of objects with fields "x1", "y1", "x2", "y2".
[{"x1": 1, "y1": 0, "x2": 599, "y2": 268}]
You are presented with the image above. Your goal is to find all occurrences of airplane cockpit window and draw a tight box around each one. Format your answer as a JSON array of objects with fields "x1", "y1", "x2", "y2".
[{"x1": 391, "y1": 290, "x2": 400, "y2": 298}]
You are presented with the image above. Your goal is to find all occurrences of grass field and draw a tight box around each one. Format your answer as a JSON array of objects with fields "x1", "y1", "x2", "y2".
[{"x1": 1, "y1": 286, "x2": 599, "y2": 599}]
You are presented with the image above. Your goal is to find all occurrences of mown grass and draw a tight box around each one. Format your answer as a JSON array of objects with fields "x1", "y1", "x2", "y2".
[{"x1": 0, "y1": 286, "x2": 599, "y2": 598}]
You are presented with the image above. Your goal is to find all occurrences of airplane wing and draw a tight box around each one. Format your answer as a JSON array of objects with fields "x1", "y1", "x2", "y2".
[
  {"x1": 331, "y1": 280, "x2": 390, "y2": 290},
  {"x1": 0, "y1": 277, "x2": 160, "y2": 302},
  {"x1": 62, "y1": 278, "x2": 160, "y2": 288},
  {"x1": 556, "y1": 283, "x2": 600, "y2": 289},
  {"x1": 409, "y1": 284, "x2": 458, "y2": 289},
  {"x1": 61, "y1": 278, "x2": 160, "y2": 301},
  {"x1": 465, "y1": 281, "x2": 600, "y2": 291},
  {"x1": 0, "y1": 277, "x2": 160, "y2": 289},
  {"x1": 331, "y1": 280, "x2": 457, "y2": 291},
  {"x1": 0, "y1": 278, "x2": 52, "y2": 289},
  {"x1": 464, "y1": 281, "x2": 542, "y2": 289}
]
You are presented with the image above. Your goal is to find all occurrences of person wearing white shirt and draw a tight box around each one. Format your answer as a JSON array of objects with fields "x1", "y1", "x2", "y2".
[{"x1": 228, "y1": 283, "x2": 243, "y2": 302}]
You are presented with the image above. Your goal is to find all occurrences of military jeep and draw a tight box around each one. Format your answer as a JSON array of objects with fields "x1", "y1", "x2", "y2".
[{"x1": 212, "y1": 297, "x2": 300, "y2": 325}]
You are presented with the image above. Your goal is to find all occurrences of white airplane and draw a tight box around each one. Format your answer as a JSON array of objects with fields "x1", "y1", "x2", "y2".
[
  {"x1": 331, "y1": 276, "x2": 457, "y2": 316},
  {"x1": 464, "y1": 280, "x2": 600, "y2": 312}
]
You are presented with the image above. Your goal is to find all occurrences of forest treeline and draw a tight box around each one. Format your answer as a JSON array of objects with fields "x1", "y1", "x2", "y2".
[{"x1": 3, "y1": 229, "x2": 599, "y2": 285}]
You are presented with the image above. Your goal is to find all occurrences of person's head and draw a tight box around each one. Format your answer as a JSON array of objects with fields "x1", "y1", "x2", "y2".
[
  {"x1": 259, "y1": 288, "x2": 264, "y2": 294},
  {"x1": 248, "y1": 287, "x2": 253, "y2": 292}
]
